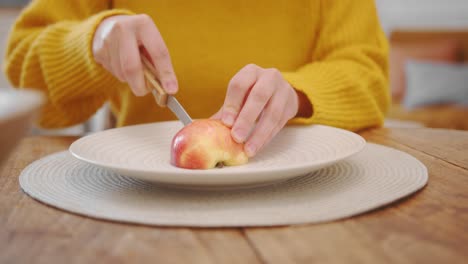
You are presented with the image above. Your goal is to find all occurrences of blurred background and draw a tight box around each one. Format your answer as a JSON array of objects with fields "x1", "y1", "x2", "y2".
[{"x1": 1, "y1": 0, "x2": 468, "y2": 134}]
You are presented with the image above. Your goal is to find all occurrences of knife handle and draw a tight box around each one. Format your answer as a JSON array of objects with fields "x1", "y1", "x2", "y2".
[{"x1": 141, "y1": 56, "x2": 168, "y2": 107}]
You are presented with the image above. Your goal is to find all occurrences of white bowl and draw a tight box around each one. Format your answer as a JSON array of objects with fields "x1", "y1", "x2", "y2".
[{"x1": 0, "y1": 89, "x2": 44, "y2": 165}]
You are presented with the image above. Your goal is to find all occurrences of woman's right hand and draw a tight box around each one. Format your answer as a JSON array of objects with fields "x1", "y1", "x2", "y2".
[{"x1": 92, "y1": 14, "x2": 178, "y2": 96}]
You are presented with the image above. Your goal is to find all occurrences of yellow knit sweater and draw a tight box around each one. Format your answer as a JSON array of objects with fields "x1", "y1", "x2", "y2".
[{"x1": 4, "y1": 0, "x2": 389, "y2": 131}]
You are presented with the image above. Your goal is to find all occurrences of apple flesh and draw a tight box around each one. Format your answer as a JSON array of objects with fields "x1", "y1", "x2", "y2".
[{"x1": 171, "y1": 119, "x2": 248, "y2": 169}]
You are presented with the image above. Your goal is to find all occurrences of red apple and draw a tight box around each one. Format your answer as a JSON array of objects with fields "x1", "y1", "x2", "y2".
[{"x1": 171, "y1": 119, "x2": 248, "y2": 169}]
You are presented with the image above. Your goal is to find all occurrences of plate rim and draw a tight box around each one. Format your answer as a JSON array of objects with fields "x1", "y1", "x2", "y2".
[{"x1": 69, "y1": 121, "x2": 367, "y2": 177}]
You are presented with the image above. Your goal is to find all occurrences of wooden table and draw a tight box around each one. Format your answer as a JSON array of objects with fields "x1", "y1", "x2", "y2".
[
  {"x1": 388, "y1": 103, "x2": 468, "y2": 130},
  {"x1": 1, "y1": 128, "x2": 467, "y2": 264}
]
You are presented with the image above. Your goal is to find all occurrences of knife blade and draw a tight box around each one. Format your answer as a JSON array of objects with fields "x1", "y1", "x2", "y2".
[
  {"x1": 142, "y1": 56, "x2": 192, "y2": 126},
  {"x1": 153, "y1": 90, "x2": 192, "y2": 126}
]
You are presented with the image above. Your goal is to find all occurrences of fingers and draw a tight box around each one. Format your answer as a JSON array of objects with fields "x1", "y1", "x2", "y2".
[
  {"x1": 247, "y1": 88, "x2": 298, "y2": 157},
  {"x1": 119, "y1": 34, "x2": 146, "y2": 96},
  {"x1": 221, "y1": 64, "x2": 259, "y2": 127},
  {"x1": 230, "y1": 68, "x2": 282, "y2": 143},
  {"x1": 92, "y1": 14, "x2": 178, "y2": 96},
  {"x1": 231, "y1": 69, "x2": 278, "y2": 143},
  {"x1": 221, "y1": 64, "x2": 299, "y2": 157},
  {"x1": 95, "y1": 45, "x2": 113, "y2": 78},
  {"x1": 136, "y1": 15, "x2": 178, "y2": 94},
  {"x1": 93, "y1": 18, "x2": 124, "y2": 82},
  {"x1": 103, "y1": 32, "x2": 122, "y2": 82},
  {"x1": 244, "y1": 88, "x2": 288, "y2": 157}
]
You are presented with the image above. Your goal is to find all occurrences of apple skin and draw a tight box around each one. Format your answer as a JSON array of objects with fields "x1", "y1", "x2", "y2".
[{"x1": 171, "y1": 119, "x2": 248, "y2": 169}]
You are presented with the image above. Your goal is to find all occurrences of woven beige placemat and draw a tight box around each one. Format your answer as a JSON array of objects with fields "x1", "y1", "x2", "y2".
[{"x1": 19, "y1": 143, "x2": 428, "y2": 227}]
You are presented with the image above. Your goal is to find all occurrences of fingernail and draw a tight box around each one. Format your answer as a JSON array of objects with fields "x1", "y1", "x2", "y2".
[
  {"x1": 245, "y1": 143, "x2": 256, "y2": 157},
  {"x1": 232, "y1": 128, "x2": 247, "y2": 143},
  {"x1": 222, "y1": 113, "x2": 235, "y2": 127},
  {"x1": 165, "y1": 81, "x2": 177, "y2": 93},
  {"x1": 134, "y1": 87, "x2": 147, "y2": 97}
]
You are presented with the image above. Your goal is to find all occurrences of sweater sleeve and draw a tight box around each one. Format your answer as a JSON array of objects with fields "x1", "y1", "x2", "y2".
[
  {"x1": 283, "y1": 0, "x2": 390, "y2": 131},
  {"x1": 3, "y1": 0, "x2": 133, "y2": 128}
]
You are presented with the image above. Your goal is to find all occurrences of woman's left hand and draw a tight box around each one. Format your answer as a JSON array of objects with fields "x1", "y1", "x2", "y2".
[{"x1": 213, "y1": 64, "x2": 299, "y2": 157}]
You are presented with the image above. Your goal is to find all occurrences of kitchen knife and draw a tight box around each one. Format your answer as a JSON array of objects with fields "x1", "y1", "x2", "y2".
[{"x1": 141, "y1": 56, "x2": 192, "y2": 126}]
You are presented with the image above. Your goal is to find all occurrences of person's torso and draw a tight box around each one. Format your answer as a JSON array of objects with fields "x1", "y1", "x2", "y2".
[{"x1": 112, "y1": 0, "x2": 319, "y2": 126}]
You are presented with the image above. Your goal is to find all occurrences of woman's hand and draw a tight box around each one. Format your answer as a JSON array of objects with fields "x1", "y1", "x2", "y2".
[
  {"x1": 215, "y1": 64, "x2": 300, "y2": 157},
  {"x1": 92, "y1": 14, "x2": 178, "y2": 96}
]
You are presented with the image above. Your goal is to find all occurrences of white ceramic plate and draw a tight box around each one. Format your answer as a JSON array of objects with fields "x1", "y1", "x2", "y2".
[{"x1": 69, "y1": 121, "x2": 366, "y2": 189}]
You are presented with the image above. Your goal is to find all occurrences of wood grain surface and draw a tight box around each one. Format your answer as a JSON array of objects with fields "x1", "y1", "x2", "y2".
[{"x1": 1, "y1": 128, "x2": 467, "y2": 264}]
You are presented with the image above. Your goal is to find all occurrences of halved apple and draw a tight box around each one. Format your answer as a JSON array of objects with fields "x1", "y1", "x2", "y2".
[{"x1": 171, "y1": 119, "x2": 248, "y2": 169}]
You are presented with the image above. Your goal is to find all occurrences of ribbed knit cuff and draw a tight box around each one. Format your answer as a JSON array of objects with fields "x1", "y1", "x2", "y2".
[
  {"x1": 282, "y1": 63, "x2": 384, "y2": 130},
  {"x1": 33, "y1": 9, "x2": 134, "y2": 127},
  {"x1": 38, "y1": 9, "x2": 133, "y2": 99}
]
